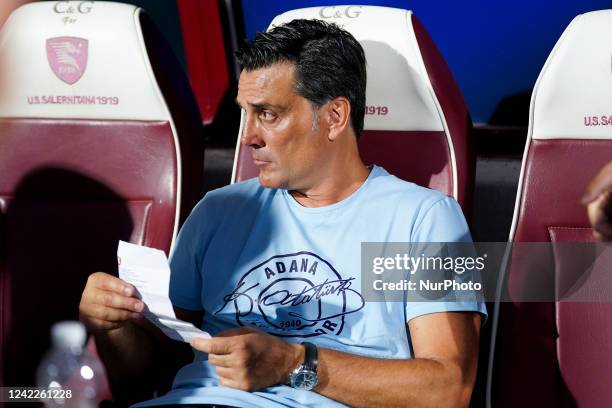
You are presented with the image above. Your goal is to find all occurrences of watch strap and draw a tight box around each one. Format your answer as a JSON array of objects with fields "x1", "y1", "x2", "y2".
[{"x1": 302, "y1": 341, "x2": 318, "y2": 372}]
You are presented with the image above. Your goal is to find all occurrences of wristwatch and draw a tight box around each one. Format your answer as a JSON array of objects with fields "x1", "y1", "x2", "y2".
[{"x1": 288, "y1": 342, "x2": 319, "y2": 390}]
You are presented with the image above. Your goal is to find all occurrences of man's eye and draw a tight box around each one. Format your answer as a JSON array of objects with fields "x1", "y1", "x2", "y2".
[{"x1": 260, "y1": 111, "x2": 277, "y2": 122}]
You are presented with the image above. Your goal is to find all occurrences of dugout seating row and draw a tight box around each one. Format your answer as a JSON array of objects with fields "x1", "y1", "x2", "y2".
[{"x1": 0, "y1": 2, "x2": 611, "y2": 407}]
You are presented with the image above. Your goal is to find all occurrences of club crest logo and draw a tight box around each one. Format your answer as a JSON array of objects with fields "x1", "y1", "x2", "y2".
[
  {"x1": 46, "y1": 37, "x2": 88, "y2": 85},
  {"x1": 214, "y1": 252, "x2": 365, "y2": 338}
]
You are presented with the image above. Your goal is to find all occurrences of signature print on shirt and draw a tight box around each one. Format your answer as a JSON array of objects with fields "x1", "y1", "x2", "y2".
[{"x1": 214, "y1": 252, "x2": 365, "y2": 337}]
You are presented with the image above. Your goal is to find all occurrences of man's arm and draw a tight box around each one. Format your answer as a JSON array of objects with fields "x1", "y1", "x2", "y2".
[
  {"x1": 79, "y1": 272, "x2": 152, "y2": 381},
  {"x1": 79, "y1": 273, "x2": 199, "y2": 404},
  {"x1": 92, "y1": 305, "x2": 201, "y2": 381},
  {"x1": 314, "y1": 312, "x2": 481, "y2": 408},
  {"x1": 79, "y1": 272, "x2": 157, "y2": 404},
  {"x1": 192, "y1": 311, "x2": 481, "y2": 408}
]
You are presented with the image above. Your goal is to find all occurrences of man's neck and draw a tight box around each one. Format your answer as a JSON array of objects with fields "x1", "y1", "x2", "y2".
[{"x1": 289, "y1": 154, "x2": 370, "y2": 208}]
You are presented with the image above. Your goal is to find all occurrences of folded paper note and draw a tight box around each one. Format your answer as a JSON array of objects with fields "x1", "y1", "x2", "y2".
[{"x1": 117, "y1": 240, "x2": 210, "y2": 342}]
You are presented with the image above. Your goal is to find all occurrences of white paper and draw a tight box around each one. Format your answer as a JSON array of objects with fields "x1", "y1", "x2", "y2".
[{"x1": 117, "y1": 241, "x2": 210, "y2": 342}]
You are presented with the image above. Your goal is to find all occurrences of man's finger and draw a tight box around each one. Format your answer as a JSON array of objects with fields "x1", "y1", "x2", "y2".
[
  {"x1": 218, "y1": 375, "x2": 243, "y2": 390},
  {"x1": 214, "y1": 366, "x2": 234, "y2": 378},
  {"x1": 593, "y1": 221, "x2": 612, "y2": 241},
  {"x1": 93, "y1": 290, "x2": 144, "y2": 313},
  {"x1": 191, "y1": 337, "x2": 232, "y2": 355},
  {"x1": 582, "y1": 186, "x2": 612, "y2": 205},
  {"x1": 87, "y1": 303, "x2": 135, "y2": 323},
  {"x1": 91, "y1": 272, "x2": 136, "y2": 296},
  {"x1": 592, "y1": 230, "x2": 611, "y2": 242},
  {"x1": 207, "y1": 352, "x2": 234, "y2": 368},
  {"x1": 587, "y1": 196, "x2": 612, "y2": 241},
  {"x1": 216, "y1": 371, "x2": 252, "y2": 392},
  {"x1": 582, "y1": 162, "x2": 612, "y2": 204}
]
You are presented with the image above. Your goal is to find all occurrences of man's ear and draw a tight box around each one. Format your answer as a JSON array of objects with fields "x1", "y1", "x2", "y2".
[{"x1": 326, "y1": 97, "x2": 351, "y2": 141}]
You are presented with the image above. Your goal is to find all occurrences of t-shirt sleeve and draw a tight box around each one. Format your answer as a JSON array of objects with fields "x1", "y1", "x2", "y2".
[
  {"x1": 169, "y1": 198, "x2": 207, "y2": 311},
  {"x1": 405, "y1": 196, "x2": 487, "y2": 323}
]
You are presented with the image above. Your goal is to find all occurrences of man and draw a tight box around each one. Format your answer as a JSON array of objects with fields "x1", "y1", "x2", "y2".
[{"x1": 79, "y1": 19, "x2": 486, "y2": 408}]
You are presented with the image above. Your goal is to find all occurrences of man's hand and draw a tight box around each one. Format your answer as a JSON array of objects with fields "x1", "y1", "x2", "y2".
[
  {"x1": 79, "y1": 273, "x2": 169, "y2": 405},
  {"x1": 582, "y1": 162, "x2": 612, "y2": 241},
  {"x1": 191, "y1": 327, "x2": 303, "y2": 391},
  {"x1": 79, "y1": 272, "x2": 145, "y2": 332}
]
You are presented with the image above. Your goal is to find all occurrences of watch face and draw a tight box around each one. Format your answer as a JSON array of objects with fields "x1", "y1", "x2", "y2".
[{"x1": 292, "y1": 369, "x2": 318, "y2": 390}]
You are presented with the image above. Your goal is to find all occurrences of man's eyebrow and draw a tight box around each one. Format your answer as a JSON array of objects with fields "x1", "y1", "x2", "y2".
[{"x1": 234, "y1": 98, "x2": 287, "y2": 111}]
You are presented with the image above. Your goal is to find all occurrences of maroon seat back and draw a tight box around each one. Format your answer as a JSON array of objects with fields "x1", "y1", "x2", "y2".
[
  {"x1": 0, "y1": 2, "x2": 204, "y2": 391},
  {"x1": 231, "y1": 6, "x2": 474, "y2": 214},
  {"x1": 488, "y1": 10, "x2": 612, "y2": 407}
]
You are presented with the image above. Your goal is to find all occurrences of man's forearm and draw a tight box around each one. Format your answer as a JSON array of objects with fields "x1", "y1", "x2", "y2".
[
  {"x1": 312, "y1": 347, "x2": 473, "y2": 408},
  {"x1": 194, "y1": 313, "x2": 480, "y2": 406},
  {"x1": 94, "y1": 321, "x2": 156, "y2": 381},
  {"x1": 93, "y1": 321, "x2": 161, "y2": 405}
]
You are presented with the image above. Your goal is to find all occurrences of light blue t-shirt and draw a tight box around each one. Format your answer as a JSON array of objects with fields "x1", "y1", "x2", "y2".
[{"x1": 134, "y1": 165, "x2": 486, "y2": 408}]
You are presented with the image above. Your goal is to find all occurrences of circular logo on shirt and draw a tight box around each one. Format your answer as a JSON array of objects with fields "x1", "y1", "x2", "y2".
[{"x1": 214, "y1": 252, "x2": 365, "y2": 338}]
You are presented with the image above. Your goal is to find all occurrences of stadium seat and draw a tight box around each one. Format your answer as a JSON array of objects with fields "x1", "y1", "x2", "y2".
[
  {"x1": 231, "y1": 5, "x2": 475, "y2": 215},
  {"x1": 487, "y1": 10, "x2": 612, "y2": 407},
  {"x1": 0, "y1": 0, "x2": 204, "y2": 395}
]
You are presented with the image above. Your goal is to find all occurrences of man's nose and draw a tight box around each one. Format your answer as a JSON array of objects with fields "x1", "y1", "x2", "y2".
[{"x1": 241, "y1": 113, "x2": 265, "y2": 148}]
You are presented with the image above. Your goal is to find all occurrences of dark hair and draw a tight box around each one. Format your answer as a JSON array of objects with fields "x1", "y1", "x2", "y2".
[{"x1": 236, "y1": 19, "x2": 367, "y2": 138}]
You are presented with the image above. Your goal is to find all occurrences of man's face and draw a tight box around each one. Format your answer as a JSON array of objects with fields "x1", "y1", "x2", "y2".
[{"x1": 236, "y1": 62, "x2": 330, "y2": 190}]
